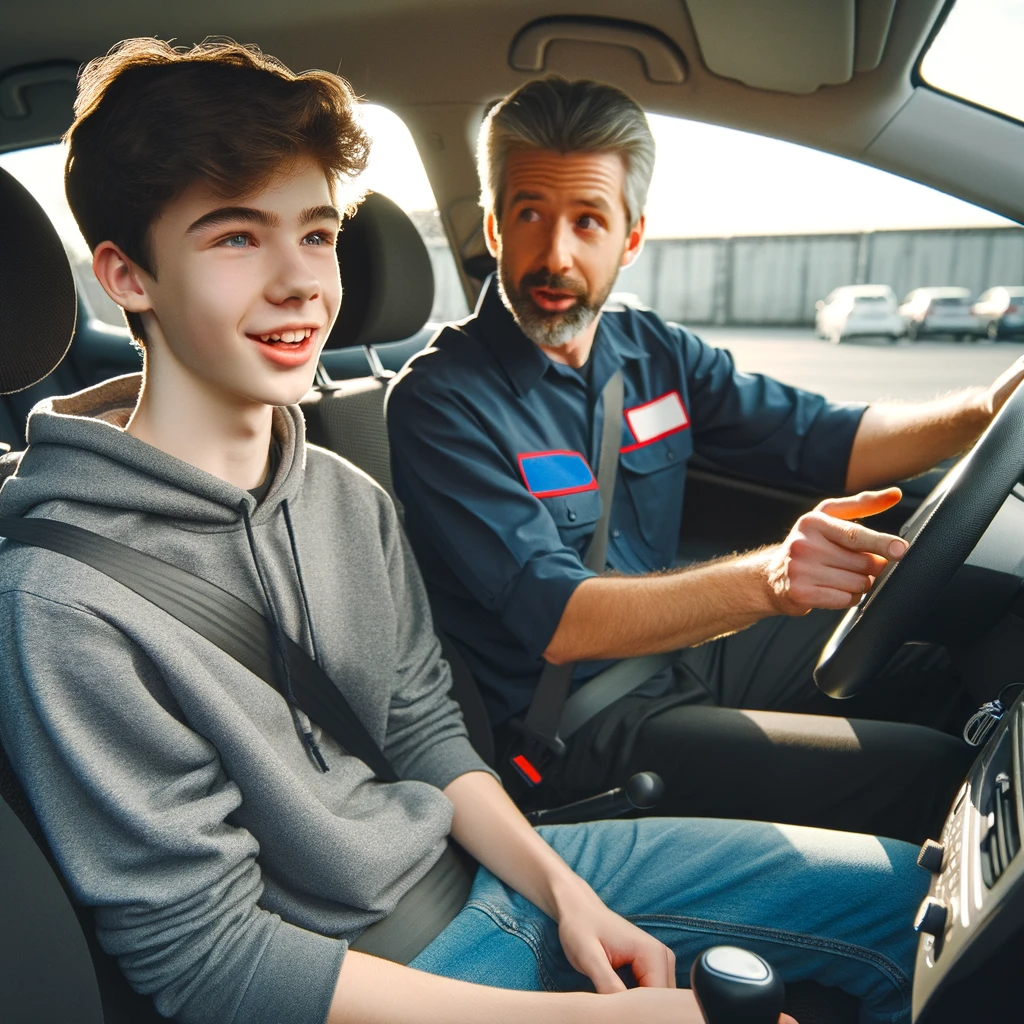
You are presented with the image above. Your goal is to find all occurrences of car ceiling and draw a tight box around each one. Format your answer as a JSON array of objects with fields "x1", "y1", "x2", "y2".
[{"x1": 2, "y1": 0, "x2": 1021, "y2": 281}]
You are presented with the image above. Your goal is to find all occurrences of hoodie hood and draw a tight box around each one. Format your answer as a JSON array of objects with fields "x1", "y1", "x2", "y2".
[{"x1": 0, "y1": 373, "x2": 303, "y2": 528}]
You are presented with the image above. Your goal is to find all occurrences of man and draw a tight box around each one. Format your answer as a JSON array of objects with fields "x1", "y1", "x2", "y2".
[
  {"x1": 386, "y1": 76, "x2": 1019, "y2": 842},
  {"x1": 0, "y1": 38, "x2": 928, "y2": 1024}
]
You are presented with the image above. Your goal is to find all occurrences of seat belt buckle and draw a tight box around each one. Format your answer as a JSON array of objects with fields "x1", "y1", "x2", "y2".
[{"x1": 507, "y1": 719, "x2": 566, "y2": 787}]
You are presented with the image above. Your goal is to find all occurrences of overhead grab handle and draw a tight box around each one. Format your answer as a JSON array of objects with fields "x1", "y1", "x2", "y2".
[
  {"x1": 509, "y1": 16, "x2": 687, "y2": 85},
  {"x1": 0, "y1": 63, "x2": 79, "y2": 120}
]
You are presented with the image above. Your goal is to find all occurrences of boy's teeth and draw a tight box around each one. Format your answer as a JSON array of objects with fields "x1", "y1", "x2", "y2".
[{"x1": 256, "y1": 328, "x2": 313, "y2": 344}]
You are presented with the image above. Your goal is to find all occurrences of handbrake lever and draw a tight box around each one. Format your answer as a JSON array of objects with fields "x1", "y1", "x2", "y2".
[{"x1": 525, "y1": 771, "x2": 663, "y2": 826}]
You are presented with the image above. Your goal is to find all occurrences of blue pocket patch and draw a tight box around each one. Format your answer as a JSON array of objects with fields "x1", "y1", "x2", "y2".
[{"x1": 518, "y1": 450, "x2": 598, "y2": 498}]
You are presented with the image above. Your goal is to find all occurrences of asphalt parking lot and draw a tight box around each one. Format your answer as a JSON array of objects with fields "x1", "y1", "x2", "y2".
[{"x1": 697, "y1": 327, "x2": 1024, "y2": 404}]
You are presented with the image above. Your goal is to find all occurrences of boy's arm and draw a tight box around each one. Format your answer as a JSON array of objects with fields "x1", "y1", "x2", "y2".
[{"x1": 0, "y1": 589, "x2": 344, "y2": 1024}]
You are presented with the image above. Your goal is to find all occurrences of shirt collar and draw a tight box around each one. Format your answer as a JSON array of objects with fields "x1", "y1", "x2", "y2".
[{"x1": 470, "y1": 275, "x2": 648, "y2": 398}]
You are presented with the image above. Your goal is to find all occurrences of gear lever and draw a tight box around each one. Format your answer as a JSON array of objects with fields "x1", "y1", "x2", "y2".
[{"x1": 690, "y1": 946, "x2": 785, "y2": 1023}]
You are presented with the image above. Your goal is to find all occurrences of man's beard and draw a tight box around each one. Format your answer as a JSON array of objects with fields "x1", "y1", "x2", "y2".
[{"x1": 498, "y1": 260, "x2": 615, "y2": 349}]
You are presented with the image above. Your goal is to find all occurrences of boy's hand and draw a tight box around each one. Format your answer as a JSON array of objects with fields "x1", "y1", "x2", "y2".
[
  {"x1": 765, "y1": 487, "x2": 908, "y2": 614},
  {"x1": 558, "y1": 893, "x2": 675, "y2": 991}
]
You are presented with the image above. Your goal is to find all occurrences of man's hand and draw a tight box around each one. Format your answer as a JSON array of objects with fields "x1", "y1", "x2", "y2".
[
  {"x1": 984, "y1": 353, "x2": 1024, "y2": 419},
  {"x1": 765, "y1": 487, "x2": 908, "y2": 614}
]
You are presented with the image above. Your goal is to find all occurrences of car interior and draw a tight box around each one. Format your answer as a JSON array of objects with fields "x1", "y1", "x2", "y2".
[{"x1": 2, "y1": 1, "x2": 1024, "y2": 1022}]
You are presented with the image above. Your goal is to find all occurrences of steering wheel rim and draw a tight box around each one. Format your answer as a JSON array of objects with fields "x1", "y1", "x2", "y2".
[{"x1": 814, "y1": 381, "x2": 1024, "y2": 698}]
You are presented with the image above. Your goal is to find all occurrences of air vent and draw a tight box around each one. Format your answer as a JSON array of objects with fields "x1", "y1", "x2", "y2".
[{"x1": 980, "y1": 735, "x2": 1021, "y2": 888}]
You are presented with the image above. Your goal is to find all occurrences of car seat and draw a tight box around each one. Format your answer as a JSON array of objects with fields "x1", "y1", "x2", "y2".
[{"x1": 0, "y1": 165, "x2": 167, "y2": 1024}]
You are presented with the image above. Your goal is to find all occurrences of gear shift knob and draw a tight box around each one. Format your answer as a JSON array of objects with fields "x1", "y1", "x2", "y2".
[{"x1": 690, "y1": 946, "x2": 785, "y2": 1023}]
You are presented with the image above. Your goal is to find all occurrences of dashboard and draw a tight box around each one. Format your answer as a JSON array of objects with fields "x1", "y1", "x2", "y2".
[{"x1": 912, "y1": 692, "x2": 1024, "y2": 1019}]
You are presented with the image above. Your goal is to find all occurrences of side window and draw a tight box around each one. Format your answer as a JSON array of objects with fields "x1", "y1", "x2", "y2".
[
  {"x1": 615, "y1": 114, "x2": 1023, "y2": 404},
  {"x1": 0, "y1": 104, "x2": 469, "y2": 333}
]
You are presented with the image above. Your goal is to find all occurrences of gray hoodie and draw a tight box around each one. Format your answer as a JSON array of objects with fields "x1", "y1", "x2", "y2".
[{"x1": 0, "y1": 375, "x2": 492, "y2": 1024}]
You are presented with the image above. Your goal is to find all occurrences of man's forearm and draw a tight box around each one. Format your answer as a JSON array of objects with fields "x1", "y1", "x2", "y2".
[
  {"x1": 845, "y1": 390, "x2": 990, "y2": 492},
  {"x1": 544, "y1": 550, "x2": 775, "y2": 664}
]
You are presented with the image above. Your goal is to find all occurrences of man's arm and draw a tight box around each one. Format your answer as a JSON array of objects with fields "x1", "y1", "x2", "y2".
[
  {"x1": 845, "y1": 356, "x2": 1024, "y2": 492},
  {"x1": 545, "y1": 489, "x2": 906, "y2": 664}
]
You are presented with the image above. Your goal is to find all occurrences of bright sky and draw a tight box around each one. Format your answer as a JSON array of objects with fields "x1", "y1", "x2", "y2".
[{"x1": 4, "y1": 0, "x2": 1020, "y2": 250}]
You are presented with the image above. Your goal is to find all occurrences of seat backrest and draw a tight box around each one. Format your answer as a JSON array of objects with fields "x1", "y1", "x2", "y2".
[{"x1": 0, "y1": 163, "x2": 168, "y2": 1024}]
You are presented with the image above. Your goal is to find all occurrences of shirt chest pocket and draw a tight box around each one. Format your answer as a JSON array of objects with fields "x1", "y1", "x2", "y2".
[
  {"x1": 618, "y1": 427, "x2": 693, "y2": 561},
  {"x1": 540, "y1": 487, "x2": 603, "y2": 548}
]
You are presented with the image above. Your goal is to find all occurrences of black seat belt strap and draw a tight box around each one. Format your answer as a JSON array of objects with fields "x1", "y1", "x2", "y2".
[
  {"x1": 0, "y1": 516, "x2": 399, "y2": 782},
  {"x1": 515, "y1": 370, "x2": 624, "y2": 768}
]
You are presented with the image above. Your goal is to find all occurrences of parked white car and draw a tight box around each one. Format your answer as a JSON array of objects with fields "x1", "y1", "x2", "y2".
[
  {"x1": 971, "y1": 286, "x2": 1024, "y2": 340},
  {"x1": 898, "y1": 286, "x2": 976, "y2": 341},
  {"x1": 814, "y1": 285, "x2": 902, "y2": 344}
]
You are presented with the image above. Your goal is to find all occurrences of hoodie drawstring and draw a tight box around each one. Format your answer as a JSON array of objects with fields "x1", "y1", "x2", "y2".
[{"x1": 239, "y1": 498, "x2": 329, "y2": 773}]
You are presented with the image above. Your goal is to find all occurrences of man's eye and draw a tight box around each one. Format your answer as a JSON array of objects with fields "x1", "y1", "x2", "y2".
[
  {"x1": 303, "y1": 231, "x2": 334, "y2": 246},
  {"x1": 578, "y1": 215, "x2": 601, "y2": 230},
  {"x1": 220, "y1": 233, "x2": 251, "y2": 248},
  {"x1": 518, "y1": 208, "x2": 540, "y2": 223}
]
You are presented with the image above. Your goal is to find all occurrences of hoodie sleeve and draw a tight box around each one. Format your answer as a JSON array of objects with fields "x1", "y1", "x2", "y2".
[
  {"x1": 375, "y1": 502, "x2": 498, "y2": 789},
  {"x1": 0, "y1": 589, "x2": 344, "y2": 1024}
]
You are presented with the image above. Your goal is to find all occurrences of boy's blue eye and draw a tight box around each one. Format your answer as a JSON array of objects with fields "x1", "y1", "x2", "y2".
[
  {"x1": 303, "y1": 231, "x2": 333, "y2": 246},
  {"x1": 221, "y1": 233, "x2": 250, "y2": 248}
]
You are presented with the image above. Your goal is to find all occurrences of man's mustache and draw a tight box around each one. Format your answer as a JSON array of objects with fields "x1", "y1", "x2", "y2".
[{"x1": 518, "y1": 270, "x2": 588, "y2": 300}]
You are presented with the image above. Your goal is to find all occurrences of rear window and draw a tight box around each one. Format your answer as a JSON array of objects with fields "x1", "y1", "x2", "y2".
[
  {"x1": 932, "y1": 296, "x2": 970, "y2": 306},
  {"x1": 853, "y1": 296, "x2": 889, "y2": 305}
]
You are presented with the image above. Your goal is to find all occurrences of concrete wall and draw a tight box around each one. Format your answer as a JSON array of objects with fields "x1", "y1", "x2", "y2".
[
  {"x1": 428, "y1": 226, "x2": 1024, "y2": 328},
  {"x1": 613, "y1": 226, "x2": 1024, "y2": 326}
]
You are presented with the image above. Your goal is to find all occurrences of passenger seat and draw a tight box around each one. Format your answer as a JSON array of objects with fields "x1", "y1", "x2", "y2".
[{"x1": 303, "y1": 191, "x2": 437, "y2": 503}]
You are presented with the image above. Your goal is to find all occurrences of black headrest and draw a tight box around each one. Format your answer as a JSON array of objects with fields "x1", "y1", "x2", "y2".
[
  {"x1": 0, "y1": 165, "x2": 77, "y2": 395},
  {"x1": 326, "y1": 191, "x2": 435, "y2": 350}
]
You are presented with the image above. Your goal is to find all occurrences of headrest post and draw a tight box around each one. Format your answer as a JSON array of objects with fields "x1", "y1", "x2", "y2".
[
  {"x1": 314, "y1": 361, "x2": 336, "y2": 390},
  {"x1": 363, "y1": 345, "x2": 394, "y2": 382}
]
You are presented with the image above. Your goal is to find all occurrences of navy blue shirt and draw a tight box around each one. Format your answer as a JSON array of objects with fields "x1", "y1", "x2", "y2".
[{"x1": 386, "y1": 278, "x2": 866, "y2": 726}]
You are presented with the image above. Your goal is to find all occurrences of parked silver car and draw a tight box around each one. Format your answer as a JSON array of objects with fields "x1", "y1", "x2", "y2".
[
  {"x1": 971, "y1": 287, "x2": 1024, "y2": 340},
  {"x1": 814, "y1": 285, "x2": 902, "y2": 344},
  {"x1": 898, "y1": 287, "x2": 976, "y2": 341}
]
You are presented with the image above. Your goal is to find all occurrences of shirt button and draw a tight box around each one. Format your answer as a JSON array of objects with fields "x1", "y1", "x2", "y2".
[
  {"x1": 666, "y1": 449, "x2": 675, "y2": 461},
  {"x1": 612, "y1": 528, "x2": 621, "y2": 538},
  {"x1": 567, "y1": 510, "x2": 577, "y2": 521}
]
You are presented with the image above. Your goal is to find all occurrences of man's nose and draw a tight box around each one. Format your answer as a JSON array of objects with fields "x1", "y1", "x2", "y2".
[{"x1": 540, "y1": 218, "x2": 575, "y2": 276}]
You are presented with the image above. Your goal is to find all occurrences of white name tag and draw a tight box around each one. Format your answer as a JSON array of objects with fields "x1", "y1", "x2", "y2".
[{"x1": 624, "y1": 391, "x2": 689, "y2": 447}]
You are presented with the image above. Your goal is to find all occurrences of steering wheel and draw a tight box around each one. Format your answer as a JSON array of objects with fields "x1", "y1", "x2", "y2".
[{"x1": 814, "y1": 381, "x2": 1024, "y2": 698}]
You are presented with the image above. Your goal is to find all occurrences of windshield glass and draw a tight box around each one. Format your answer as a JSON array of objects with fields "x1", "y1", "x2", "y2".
[{"x1": 920, "y1": 0, "x2": 1024, "y2": 124}]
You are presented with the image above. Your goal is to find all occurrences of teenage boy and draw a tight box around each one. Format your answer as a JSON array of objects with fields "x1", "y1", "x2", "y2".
[
  {"x1": 386, "y1": 76, "x2": 1019, "y2": 840},
  {"x1": 0, "y1": 40, "x2": 929, "y2": 1024}
]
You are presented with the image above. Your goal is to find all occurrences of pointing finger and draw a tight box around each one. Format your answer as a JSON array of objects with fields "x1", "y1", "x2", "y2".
[{"x1": 818, "y1": 487, "x2": 902, "y2": 522}]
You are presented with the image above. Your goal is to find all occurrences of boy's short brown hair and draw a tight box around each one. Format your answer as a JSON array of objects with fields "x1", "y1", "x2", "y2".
[{"x1": 65, "y1": 37, "x2": 370, "y2": 343}]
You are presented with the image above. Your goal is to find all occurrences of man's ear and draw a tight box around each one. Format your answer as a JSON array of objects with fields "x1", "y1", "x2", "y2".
[
  {"x1": 484, "y1": 209, "x2": 500, "y2": 258},
  {"x1": 621, "y1": 213, "x2": 646, "y2": 268},
  {"x1": 92, "y1": 241, "x2": 154, "y2": 315}
]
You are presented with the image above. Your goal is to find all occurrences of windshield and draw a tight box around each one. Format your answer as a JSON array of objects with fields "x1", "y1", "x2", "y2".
[{"x1": 920, "y1": 0, "x2": 1024, "y2": 124}]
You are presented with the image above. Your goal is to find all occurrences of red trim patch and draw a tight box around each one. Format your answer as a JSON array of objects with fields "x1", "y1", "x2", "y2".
[
  {"x1": 517, "y1": 449, "x2": 599, "y2": 499},
  {"x1": 621, "y1": 390, "x2": 689, "y2": 452}
]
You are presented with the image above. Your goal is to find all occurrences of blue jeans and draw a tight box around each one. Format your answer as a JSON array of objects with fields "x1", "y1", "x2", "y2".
[{"x1": 409, "y1": 818, "x2": 929, "y2": 1023}]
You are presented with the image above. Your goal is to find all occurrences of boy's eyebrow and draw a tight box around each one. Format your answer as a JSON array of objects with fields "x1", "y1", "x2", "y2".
[
  {"x1": 300, "y1": 205, "x2": 341, "y2": 225},
  {"x1": 186, "y1": 206, "x2": 279, "y2": 234}
]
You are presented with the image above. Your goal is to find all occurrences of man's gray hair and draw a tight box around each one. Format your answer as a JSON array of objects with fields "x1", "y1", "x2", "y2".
[{"x1": 478, "y1": 76, "x2": 656, "y2": 229}]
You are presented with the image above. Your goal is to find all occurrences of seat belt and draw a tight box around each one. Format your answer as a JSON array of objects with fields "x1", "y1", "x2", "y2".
[
  {"x1": 0, "y1": 516, "x2": 398, "y2": 783},
  {"x1": 512, "y1": 368, "x2": 677, "y2": 785}
]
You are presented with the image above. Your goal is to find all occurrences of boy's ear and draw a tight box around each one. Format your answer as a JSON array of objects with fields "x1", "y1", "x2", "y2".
[{"x1": 92, "y1": 241, "x2": 154, "y2": 315}]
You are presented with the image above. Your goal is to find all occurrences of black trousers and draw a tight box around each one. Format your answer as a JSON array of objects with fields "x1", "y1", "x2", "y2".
[{"x1": 499, "y1": 611, "x2": 975, "y2": 847}]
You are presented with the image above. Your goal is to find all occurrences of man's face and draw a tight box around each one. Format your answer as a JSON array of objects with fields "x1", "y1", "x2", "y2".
[
  {"x1": 138, "y1": 158, "x2": 341, "y2": 409},
  {"x1": 487, "y1": 148, "x2": 643, "y2": 349}
]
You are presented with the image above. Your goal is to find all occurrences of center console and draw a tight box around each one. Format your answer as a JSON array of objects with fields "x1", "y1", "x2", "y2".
[{"x1": 912, "y1": 694, "x2": 1024, "y2": 1019}]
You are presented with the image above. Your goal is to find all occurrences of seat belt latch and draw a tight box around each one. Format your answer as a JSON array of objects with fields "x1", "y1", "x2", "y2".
[{"x1": 510, "y1": 753, "x2": 545, "y2": 787}]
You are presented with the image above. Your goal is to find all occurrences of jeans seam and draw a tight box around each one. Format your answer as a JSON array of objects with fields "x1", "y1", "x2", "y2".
[
  {"x1": 463, "y1": 899, "x2": 559, "y2": 992},
  {"x1": 627, "y1": 912, "x2": 911, "y2": 1023}
]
